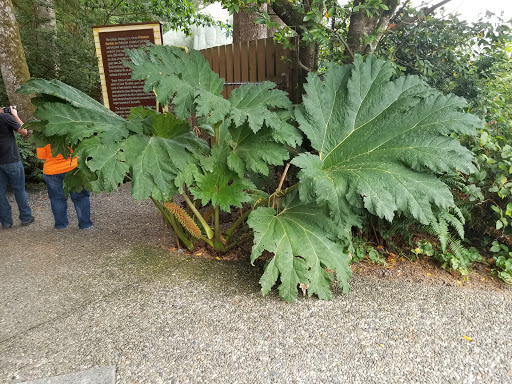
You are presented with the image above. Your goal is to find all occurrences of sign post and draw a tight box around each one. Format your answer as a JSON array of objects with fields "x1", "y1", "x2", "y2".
[{"x1": 92, "y1": 22, "x2": 162, "y2": 118}]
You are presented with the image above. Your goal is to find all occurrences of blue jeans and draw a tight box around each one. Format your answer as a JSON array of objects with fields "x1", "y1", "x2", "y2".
[
  {"x1": 43, "y1": 172, "x2": 93, "y2": 229},
  {"x1": 0, "y1": 161, "x2": 33, "y2": 227}
]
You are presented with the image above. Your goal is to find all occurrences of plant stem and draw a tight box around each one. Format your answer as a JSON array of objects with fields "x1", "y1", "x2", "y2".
[
  {"x1": 223, "y1": 232, "x2": 254, "y2": 253},
  {"x1": 268, "y1": 183, "x2": 298, "y2": 203},
  {"x1": 226, "y1": 183, "x2": 299, "y2": 240},
  {"x1": 213, "y1": 205, "x2": 223, "y2": 251},
  {"x1": 182, "y1": 193, "x2": 214, "y2": 239},
  {"x1": 272, "y1": 162, "x2": 290, "y2": 209},
  {"x1": 199, "y1": 235, "x2": 214, "y2": 248},
  {"x1": 225, "y1": 208, "x2": 253, "y2": 239},
  {"x1": 214, "y1": 121, "x2": 221, "y2": 145},
  {"x1": 150, "y1": 196, "x2": 193, "y2": 251}
]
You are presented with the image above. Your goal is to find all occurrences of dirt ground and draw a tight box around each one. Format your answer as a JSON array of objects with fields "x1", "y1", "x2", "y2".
[{"x1": 8, "y1": 182, "x2": 511, "y2": 295}]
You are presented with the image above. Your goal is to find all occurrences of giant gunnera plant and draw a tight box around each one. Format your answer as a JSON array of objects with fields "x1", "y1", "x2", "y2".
[{"x1": 18, "y1": 46, "x2": 481, "y2": 301}]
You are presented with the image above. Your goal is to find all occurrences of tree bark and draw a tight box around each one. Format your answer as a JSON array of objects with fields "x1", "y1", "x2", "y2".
[
  {"x1": 232, "y1": 5, "x2": 268, "y2": 43},
  {"x1": 346, "y1": 0, "x2": 401, "y2": 60},
  {"x1": 34, "y1": 0, "x2": 57, "y2": 31},
  {"x1": 270, "y1": 0, "x2": 319, "y2": 72},
  {"x1": 33, "y1": 0, "x2": 58, "y2": 77},
  {"x1": 0, "y1": 0, "x2": 34, "y2": 121}
]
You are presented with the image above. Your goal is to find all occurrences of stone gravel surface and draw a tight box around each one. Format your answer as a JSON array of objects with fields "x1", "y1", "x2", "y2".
[{"x1": 1, "y1": 184, "x2": 512, "y2": 384}]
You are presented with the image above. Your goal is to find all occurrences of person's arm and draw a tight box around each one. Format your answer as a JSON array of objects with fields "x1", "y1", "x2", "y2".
[{"x1": 10, "y1": 107, "x2": 27, "y2": 136}]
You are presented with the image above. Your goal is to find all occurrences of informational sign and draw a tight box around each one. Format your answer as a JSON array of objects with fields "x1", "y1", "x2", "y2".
[{"x1": 92, "y1": 22, "x2": 162, "y2": 118}]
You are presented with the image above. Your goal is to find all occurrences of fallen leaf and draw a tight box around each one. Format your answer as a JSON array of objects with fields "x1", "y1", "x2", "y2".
[
  {"x1": 426, "y1": 273, "x2": 431, "y2": 276},
  {"x1": 463, "y1": 335, "x2": 473, "y2": 342}
]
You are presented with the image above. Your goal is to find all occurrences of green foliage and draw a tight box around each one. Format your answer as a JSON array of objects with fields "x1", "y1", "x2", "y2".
[
  {"x1": 15, "y1": 136, "x2": 42, "y2": 183},
  {"x1": 248, "y1": 192, "x2": 351, "y2": 302},
  {"x1": 377, "y1": 10, "x2": 512, "y2": 104},
  {"x1": 6, "y1": 0, "x2": 230, "y2": 104},
  {"x1": 458, "y1": 48, "x2": 512, "y2": 273},
  {"x1": 412, "y1": 240, "x2": 434, "y2": 257},
  {"x1": 490, "y1": 241, "x2": 512, "y2": 285},
  {"x1": 18, "y1": 47, "x2": 479, "y2": 301},
  {"x1": 351, "y1": 241, "x2": 386, "y2": 265},
  {"x1": 429, "y1": 207, "x2": 466, "y2": 254},
  {"x1": 293, "y1": 55, "x2": 480, "y2": 226},
  {"x1": 433, "y1": 247, "x2": 482, "y2": 276},
  {"x1": 413, "y1": 237, "x2": 482, "y2": 277},
  {"x1": 418, "y1": 208, "x2": 482, "y2": 275}
]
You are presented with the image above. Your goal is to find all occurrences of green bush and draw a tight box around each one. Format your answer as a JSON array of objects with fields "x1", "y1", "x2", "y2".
[
  {"x1": 19, "y1": 49, "x2": 480, "y2": 301},
  {"x1": 15, "y1": 136, "x2": 42, "y2": 183},
  {"x1": 490, "y1": 241, "x2": 512, "y2": 285}
]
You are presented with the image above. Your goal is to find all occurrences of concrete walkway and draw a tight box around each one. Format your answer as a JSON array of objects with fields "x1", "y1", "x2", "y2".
[{"x1": 1, "y1": 187, "x2": 512, "y2": 383}]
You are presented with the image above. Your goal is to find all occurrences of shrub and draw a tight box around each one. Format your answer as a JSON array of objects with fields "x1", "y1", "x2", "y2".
[{"x1": 18, "y1": 47, "x2": 480, "y2": 301}]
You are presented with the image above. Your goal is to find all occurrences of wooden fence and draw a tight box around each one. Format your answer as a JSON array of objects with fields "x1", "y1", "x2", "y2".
[{"x1": 200, "y1": 37, "x2": 301, "y2": 103}]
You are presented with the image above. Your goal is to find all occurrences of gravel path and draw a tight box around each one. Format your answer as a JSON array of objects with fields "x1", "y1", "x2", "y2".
[{"x1": 1, "y1": 184, "x2": 512, "y2": 384}]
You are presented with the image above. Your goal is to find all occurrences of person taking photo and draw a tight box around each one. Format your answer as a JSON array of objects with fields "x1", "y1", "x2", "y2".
[{"x1": 0, "y1": 105, "x2": 34, "y2": 229}]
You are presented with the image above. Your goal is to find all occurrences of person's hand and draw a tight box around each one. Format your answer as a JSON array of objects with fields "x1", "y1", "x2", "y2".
[
  {"x1": 9, "y1": 106, "x2": 18, "y2": 117},
  {"x1": 0, "y1": 107, "x2": 5, "y2": 113}
]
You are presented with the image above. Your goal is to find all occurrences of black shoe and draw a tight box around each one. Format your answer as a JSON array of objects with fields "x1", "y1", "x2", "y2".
[
  {"x1": 21, "y1": 217, "x2": 35, "y2": 226},
  {"x1": 1, "y1": 224, "x2": 12, "y2": 229}
]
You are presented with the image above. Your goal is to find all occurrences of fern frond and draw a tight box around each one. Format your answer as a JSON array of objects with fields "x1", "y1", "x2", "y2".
[
  {"x1": 430, "y1": 214, "x2": 449, "y2": 252},
  {"x1": 164, "y1": 202, "x2": 202, "y2": 239},
  {"x1": 446, "y1": 234, "x2": 467, "y2": 261},
  {"x1": 440, "y1": 208, "x2": 465, "y2": 239},
  {"x1": 430, "y1": 208, "x2": 466, "y2": 252}
]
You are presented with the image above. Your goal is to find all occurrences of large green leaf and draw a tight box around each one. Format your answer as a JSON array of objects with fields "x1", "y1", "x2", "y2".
[
  {"x1": 18, "y1": 78, "x2": 207, "y2": 200},
  {"x1": 190, "y1": 145, "x2": 256, "y2": 211},
  {"x1": 226, "y1": 123, "x2": 290, "y2": 177},
  {"x1": 126, "y1": 46, "x2": 224, "y2": 119},
  {"x1": 294, "y1": 55, "x2": 482, "y2": 224},
  {"x1": 85, "y1": 142, "x2": 128, "y2": 192},
  {"x1": 247, "y1": 192, "x2": 351, "y2": 302},
  {"x1": 224, "y1": 82, "x2": 301, "y2": 146},
  {"x1": 122, "y1": 114, "x2": 207, "y2": 200},
  {"x1": 18, "y1": 78, "x2": 114, "y2": 113},
  {"x1": 195, "y1": 82, "x2": 302, "y2": 147},
  {"x1": 126, "y1": 45, "x2": 301, "y2": 147},
  {"x1": 19, "y1": 79, "x2": 141, "y2": 147}
]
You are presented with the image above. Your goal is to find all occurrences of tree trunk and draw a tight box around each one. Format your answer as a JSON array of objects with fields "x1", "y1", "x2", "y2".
[
  {"x1": 232, "y1": 5, "x2": 268, "y2": 43},
  {"x1": 270, "y1": 0, "x2": 319, "y2": 72},
  {"x1": 346, "y1": 0, "x2": 400, "y2": 61},
  {"x1": 0, "y1": 0, "x2": 34, "y2": 121},
  {"x1": 33, "y1": 0, "x2": 58, "y2": 77},
  {"x1": 34, "y1": 0, "x2": 57, "y2": 31}
]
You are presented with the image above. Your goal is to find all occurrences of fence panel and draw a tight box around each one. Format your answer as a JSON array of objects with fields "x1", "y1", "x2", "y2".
[{"x1": 200, "y1": 37, "x2": 300, "y2": 102}]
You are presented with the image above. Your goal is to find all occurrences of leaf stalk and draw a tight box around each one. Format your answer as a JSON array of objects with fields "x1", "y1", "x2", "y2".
[{"x1": 182, "y1": 193, "x2": 214, "y2": 239}]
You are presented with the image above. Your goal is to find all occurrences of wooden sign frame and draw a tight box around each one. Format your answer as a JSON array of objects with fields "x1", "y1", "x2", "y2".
[{"x1": 92, "y1": 22, "x2": 162, "y2": 118}]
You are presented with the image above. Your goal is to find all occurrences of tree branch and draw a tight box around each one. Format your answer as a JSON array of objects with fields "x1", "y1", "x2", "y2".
[
  {"x1": 423, "y1": 0, "x2": 453, "y2": 16},
  {"x1": 323, "y1": 23, "x2": 355, "y2": 61},
  {"x1": 389, "y1": 0, "x2": 454, "y2": 31}
]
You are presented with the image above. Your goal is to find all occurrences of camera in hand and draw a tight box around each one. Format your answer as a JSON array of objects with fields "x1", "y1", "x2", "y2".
[{"x1": 3, "y1": 106, "x2": 15, "y2": 114}]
